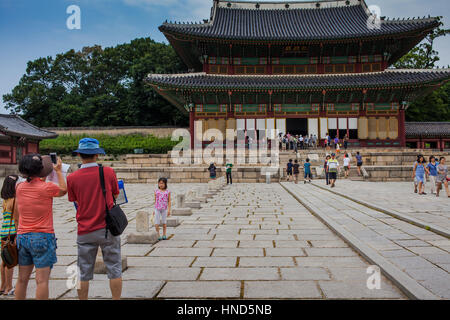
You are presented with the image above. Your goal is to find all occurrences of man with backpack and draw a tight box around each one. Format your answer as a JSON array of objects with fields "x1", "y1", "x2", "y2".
[{"x1": 67, "y1": 138, "x2": 122, "y2": 300}]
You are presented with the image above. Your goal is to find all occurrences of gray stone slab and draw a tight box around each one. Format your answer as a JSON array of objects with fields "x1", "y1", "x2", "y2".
[
  {"x1": 192, "y1": 257, "x2": 237, "y2": 267},
  {"x1": 239, "y1": 257, "x2": 295, "y2": 267},
  {"x1": 265, "y1": 248, "x2": 306, "y2": 257},
  {"x1": 158, "y1": 281, "x2": 241, "y2": 299},
  {"x1": 149, "y1": 247, "x2": 212, "y2": 257},
  {"x1": 123, "y1": 267, "x2": 201, "y2": 281},
  {"x1": 304, "y1": 248, "x2": 357, "y2": 257},
  {"x1": 244, "y1": 281, "x2": 322, "y2": 299},
  {"x1": 127, "y1": 257, "x2": 194, "y2": 267},
  {"x1": 194, "y1": 240, "x2": 238, "y2": 248},
  {"x1": 280, "y1": 267, "x2": 330, "y2": 280},
  {"x1": 200, "y1": 267, "x2": 279, "y2": 280},
  {"x1": 319, "y1": 281, "x2": 404, "y2": 299},
  {"x1": 213, "y1": 248, "x2": 264, "y2": 257}
]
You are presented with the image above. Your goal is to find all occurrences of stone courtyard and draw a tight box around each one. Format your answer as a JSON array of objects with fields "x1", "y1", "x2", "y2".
[{"x1": 1, "y1": 180, "x2": 449, "y2": 300}]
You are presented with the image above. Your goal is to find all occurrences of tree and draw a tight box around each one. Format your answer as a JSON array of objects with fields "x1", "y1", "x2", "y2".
[
  {"x1": 2, "y1": 38, "x2": 189, "y2": 127},
  {"x1": 394, "y1": 17, "x2": 450, "y2": 122}
]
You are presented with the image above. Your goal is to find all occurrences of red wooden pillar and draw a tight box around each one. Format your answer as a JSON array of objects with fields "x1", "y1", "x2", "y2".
[
  {"x1": 189, "y1": 110, "x2": 195, "y2": 150},
  {"x1": 416, "y1": 140, "x2": 420, "y2": 149},
  {"x1": 398, "y1": 109, "x2": 406, "y2": 147}
]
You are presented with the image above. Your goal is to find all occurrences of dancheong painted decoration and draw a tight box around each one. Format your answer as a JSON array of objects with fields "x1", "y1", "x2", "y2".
[{"x1": 146, "y1": 0, "x2": 450, "y2": 149}]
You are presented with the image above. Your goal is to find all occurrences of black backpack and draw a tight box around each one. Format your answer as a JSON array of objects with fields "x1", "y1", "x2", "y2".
[{"x1": 99, "y1": 165, "x2": 128, "y2": 238}]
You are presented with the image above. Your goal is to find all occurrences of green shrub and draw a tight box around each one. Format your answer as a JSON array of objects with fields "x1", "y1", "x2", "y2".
[{"x1": 39, "y1": 134, "x2": 181, "y2": 155}]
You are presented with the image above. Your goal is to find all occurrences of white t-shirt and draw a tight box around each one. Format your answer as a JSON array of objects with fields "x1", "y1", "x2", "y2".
[{"x1": 343, "y1": 158, "x2": 351, "y2": 167}]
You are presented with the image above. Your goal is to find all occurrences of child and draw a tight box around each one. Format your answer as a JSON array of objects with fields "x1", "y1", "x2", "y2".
[
  {"x1": 286, "y1": 159, "x2": 293, "y2": 182},
  {"x1": 413, "y1": 155, "x2": 428, "y2": 195},
  {"x1": 1, "y1": 175, "x2": 18, "y2": 296},
  {"x1": 343, "y1": 153, "x2": 351, "y2": 178},
  {"x1": 226, "y1": 162, "x2": 233, "y2": 185},
  {"x1": 336, "y1": 143, "x2": 341, "y2": 154},
  {"x1": 426, "y1": 156, "x2": 439, "y2": 194},
  {"x1": 293, "y1": 160, "x2": 300, "y2": 184},
  {"x1": 436, "y1": 157, "x2": 450, "y2": 198},
  {"x1": 154, "y1": 178, "x2": 171, "y2": 240},
  {"x1": 304, "y1": 158, "x2": 312, "y2": 184}
]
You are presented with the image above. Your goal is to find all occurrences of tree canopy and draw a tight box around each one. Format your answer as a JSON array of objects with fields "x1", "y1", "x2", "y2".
[
  {"x1": 3, "y1": 38, "x2": 189, "y2": 127},
  {"x1": 394, "y1": 17, "x2": 450, "y2": 122}
]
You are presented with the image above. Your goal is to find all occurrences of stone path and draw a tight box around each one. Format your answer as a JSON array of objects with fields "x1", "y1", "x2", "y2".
[
  {"x1": 281, "y1": 182, "x2": 450, "y2": 299},
  {"x1": 316, "y1": 180, "x2": 450, "y2": 233},
  {"x1": 2, "y1": 182, "x2": 405, "y2": 299}
]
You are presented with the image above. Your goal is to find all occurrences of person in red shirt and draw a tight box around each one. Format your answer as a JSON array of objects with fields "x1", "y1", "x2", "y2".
[
  {"x1": 14, "y1": 154, "x2": 67, "y2": 300},
  {"x1": 67, "y1": 138, "x2": 121, "y2": 300}
]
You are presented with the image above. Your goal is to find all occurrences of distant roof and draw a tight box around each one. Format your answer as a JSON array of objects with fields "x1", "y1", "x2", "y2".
[
  {"x1": 405, "y1": 122, "x2": 450, "y2": 138},
  {"x1": 159, "y1": 0, "x2": 439, "y2": 42},
  {"x1": 0, "y1": 114, "x2": 58, "y2": 140},
  {"x1": 147, "y1": 69, "x2": 450, "y2": 90}
]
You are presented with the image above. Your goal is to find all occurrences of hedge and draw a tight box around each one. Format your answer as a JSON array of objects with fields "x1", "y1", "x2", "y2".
[{"x1": 39, "y1": 134, "x2": 181, "y2": 155}]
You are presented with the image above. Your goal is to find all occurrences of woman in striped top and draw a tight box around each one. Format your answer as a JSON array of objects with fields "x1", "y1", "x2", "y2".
[{"x1": 1, "y1": 175, "x2": 18, "y2": 296}]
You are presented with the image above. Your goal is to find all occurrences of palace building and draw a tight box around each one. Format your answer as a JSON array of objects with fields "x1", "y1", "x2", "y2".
[{"x1": 147, "y1": 0, "x2": 450, "y2": 149}]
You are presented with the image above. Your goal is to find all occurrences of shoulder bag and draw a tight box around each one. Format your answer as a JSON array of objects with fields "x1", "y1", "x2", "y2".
[{"x1": 99, "y1": 165, "x2": 128, "y2": 238}]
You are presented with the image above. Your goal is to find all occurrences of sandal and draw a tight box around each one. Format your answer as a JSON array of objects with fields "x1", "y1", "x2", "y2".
[
  {"x1": 157, "y1": 236, "x2": 163, "y2": 241},
  {"x1": 3, "y1": 288, "x2": 14, "y2": 296},
  {"x1": 162, "y1": 235, "x2": 167, "y2": 240}
]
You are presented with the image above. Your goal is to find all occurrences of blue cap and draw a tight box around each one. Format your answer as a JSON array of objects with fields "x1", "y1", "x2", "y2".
[{"x1": 72, "y1": 138, "x2": 105, "y2": 155}]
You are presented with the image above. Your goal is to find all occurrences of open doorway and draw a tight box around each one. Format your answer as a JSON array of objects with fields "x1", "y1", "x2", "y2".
[{"x1": 286, "y1": 118, "x2": 307, "y2": 136}]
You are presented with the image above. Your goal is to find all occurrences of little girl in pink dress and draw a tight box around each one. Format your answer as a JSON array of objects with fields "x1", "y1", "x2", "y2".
[{"x1": 154, "y1": 177, "x2": 171, "y2": 240}]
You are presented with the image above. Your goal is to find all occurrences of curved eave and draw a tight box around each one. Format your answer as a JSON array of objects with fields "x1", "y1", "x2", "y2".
[
  {"x1": 159, "y1": 20, "x2": 439, "y2": 44},
  {"x1": 146, "y1": 71, "x2": 450, "y2": 92}
]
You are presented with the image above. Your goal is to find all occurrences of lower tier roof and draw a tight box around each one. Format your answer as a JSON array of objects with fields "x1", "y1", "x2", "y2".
[
  {"x1": 147, "y1": 69, "x2": 450, "y2": 91},
  {"x1": 406, "y1": 122, "x2": 450, "y2": 138}
]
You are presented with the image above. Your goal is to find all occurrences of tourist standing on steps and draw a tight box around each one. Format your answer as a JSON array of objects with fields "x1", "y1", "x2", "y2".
[
  {"x1": 208, "y1": 163, "x2": 217, "y2": 180},
  {"x1": 426, "y1": 156, "x2": 439, "y2": 194},
  {"x1": 343, "y1": 153, "x2": 351, "y2": 179},
  {"x1": 226, "y1": 162, "x2": 233, "y2": 185},
  {"x1": 436, "y1": 157, "x2": 450, "y2": 198},
  {"x1": 355, "y1": 152, "x2": 363, "y2": 176},
  {"x1": 0, "y1": 175, "x2": 19, "y2": 297},
  {"x1": 413, "y1": 155, "x2": 428, "y2": 195},
  {"x1": 304, "y1": 158, "x2": 312, "y2": 184},
  {"x1": 286, "y1": 159, "x2": 293, "y2": 182},
  {"x1": 66, "y1": 138, "x2": 122, "y2": 300},
  {"x1": 154, "y1": 178, "x2": 171, "y2": 241},
  {"x1": 343, "y1": 134, "x2": 349, "y2": 150},
  {"x1": 324, "y1": 155, "x2": 331, "y2": 185},
  {"x1": 327, "y1": 153, "x2": 339, "y2": 188},
  {"x1": 293, "y1": 160, "x2": 300, "y2": 184},
  {"x1": 15, "y1": 154, "x2": 67, "y2": 300}
]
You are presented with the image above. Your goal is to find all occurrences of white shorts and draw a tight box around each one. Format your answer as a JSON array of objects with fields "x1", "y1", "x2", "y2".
[{"x1": 155, "y1": 209, "x2": 168, "y2": 225}]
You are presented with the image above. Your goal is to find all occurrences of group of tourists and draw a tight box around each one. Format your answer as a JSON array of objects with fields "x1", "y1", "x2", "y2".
[
  {"x1": 0, "y1": 138, "x2": 127, "y2": 300},
  {"x1": 279, "y1": 133, "x2": 319, "y2": 151},
  {"x1": 413, "y1": 155, "x2": 450, "y2": 197},
  {"x1": 286, "y1": 158, "x2": 312, "y2": 184}
]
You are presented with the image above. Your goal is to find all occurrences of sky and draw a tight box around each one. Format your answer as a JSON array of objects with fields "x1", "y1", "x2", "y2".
[{"x1": 0, "y1": 0, "x2": 449, "y2": 113}]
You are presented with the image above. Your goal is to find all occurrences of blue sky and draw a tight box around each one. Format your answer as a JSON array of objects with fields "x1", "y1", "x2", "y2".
[{"x1": 0, "y1": 0, "x2": 449, "y2": 112}]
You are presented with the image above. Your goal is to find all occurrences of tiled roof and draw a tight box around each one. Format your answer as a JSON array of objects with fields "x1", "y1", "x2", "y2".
[
  {"x1": 147, "y1": 69, "x2": 450, "y2": 90},
  {"x1": 405, "y1": 122, "x2": 450, "y2": 138},
  {"x1": 0, "y1": 114, "x2": 58, "y2": 140},
  {"x1": 159, "y1": 0, "x2": 439, "y2": 41}
]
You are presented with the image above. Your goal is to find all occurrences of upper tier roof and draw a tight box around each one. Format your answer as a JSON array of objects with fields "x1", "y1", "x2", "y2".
[
  {"x1": 0, "y1": 114, "x2": 58, "y2": 140},
  {"x1": 147, "y1": 69, "x2": 450, "y2": 90},
  {"x1": 159, "y1": 0, "x2": 439, "y2": 42}
]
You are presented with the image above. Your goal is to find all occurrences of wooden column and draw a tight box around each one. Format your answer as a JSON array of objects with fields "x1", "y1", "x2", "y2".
[
  {"x1": 189, "y1": 110, "x2": 194, "y2": 150},
  {"x1": 398, "y1": 108, "x2": 406, "y2": 147}
]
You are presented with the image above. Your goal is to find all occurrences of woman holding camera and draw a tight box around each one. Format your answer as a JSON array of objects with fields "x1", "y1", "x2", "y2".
[{"x1": 14, "y1": 154, "x2": 67, "y2": 300}]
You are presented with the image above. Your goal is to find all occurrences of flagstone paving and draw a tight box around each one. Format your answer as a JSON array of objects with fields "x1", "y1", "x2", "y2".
[
  {"x1": 282, "y1": 182, "x2": 450, "y2": 299},
  {"x1": 5, "y1": 181, "x2": 447, "y2": 299}
]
